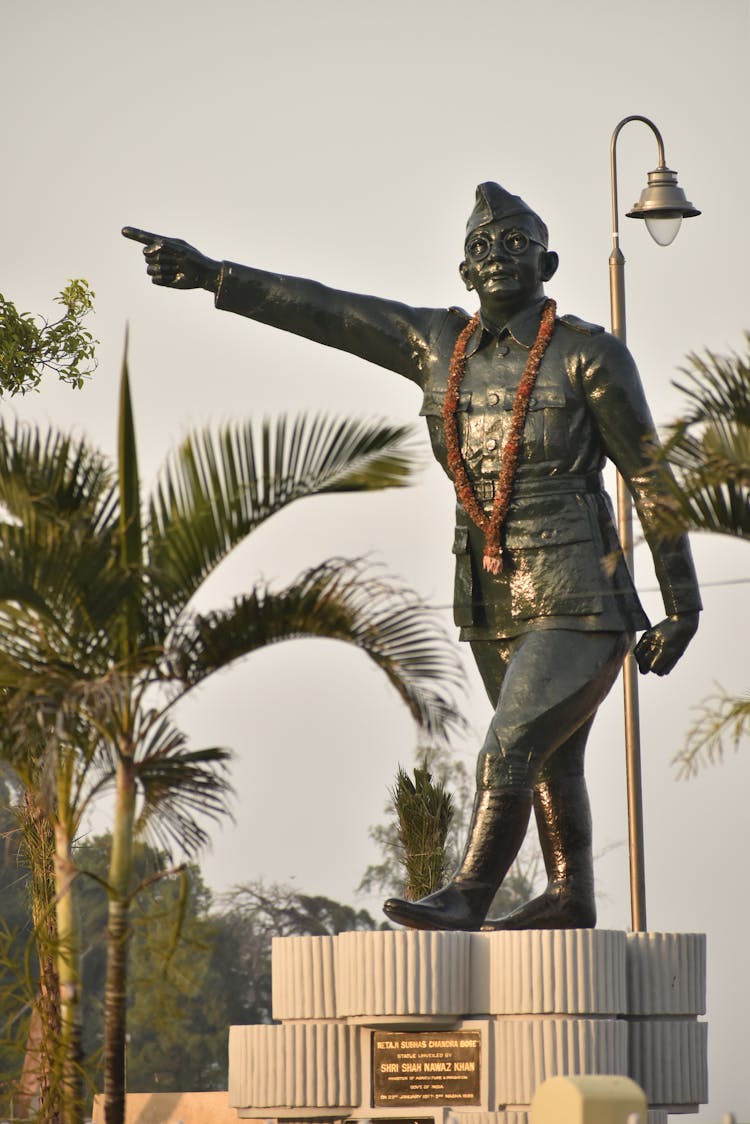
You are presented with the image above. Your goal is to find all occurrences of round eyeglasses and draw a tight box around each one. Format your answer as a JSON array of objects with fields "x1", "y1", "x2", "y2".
[{"x1": 465, "y1": 229, "x2": 546, "y2": 261}]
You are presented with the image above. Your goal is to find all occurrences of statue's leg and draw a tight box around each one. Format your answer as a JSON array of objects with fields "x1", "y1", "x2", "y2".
[
  {"x1": 383, "y1": 630, "x2": 629, "y2": 932},
  {"x1": 480, "y1": 629, "x2": 632, "y2": 931},
  {"x1": 383, "y1": 635, "x2": 530, "y2": 931},
  {"x1": 482, "y1": 722, "x2": 597, "y2": 930},
  {"x1": 382, "y1": 783, "x2": 533, "y2": 931}
]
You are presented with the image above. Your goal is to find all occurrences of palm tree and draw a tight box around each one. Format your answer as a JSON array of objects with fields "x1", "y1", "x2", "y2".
[
  {"x1": 0, "y1": 356, "x2": 461, "y2": 1124},
  {"x1": 650, "y1": 335, "x2": 750, "y2": 541},
  {"x1": 0, "y1": 430, "x2": 119, "y2": 1121},
  {"x1": 650, "y1": 336, "x2": 750, "y2": 774}
]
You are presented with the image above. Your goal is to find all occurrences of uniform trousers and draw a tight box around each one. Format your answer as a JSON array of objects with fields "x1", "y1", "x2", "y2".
[{"x1": 470, "y1": 629, "x2": 634, "y2": 791}]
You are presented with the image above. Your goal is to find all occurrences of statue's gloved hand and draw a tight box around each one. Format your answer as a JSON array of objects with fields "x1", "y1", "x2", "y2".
[
  {"x1": 634, "y1": 611, "x2": 699, "y2": 676},
  {"x1": 122, "y1": 227, "x2": 221, "y2": 292}
]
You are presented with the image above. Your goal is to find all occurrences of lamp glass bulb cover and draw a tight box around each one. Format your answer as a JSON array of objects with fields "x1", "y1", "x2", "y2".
[{"x1": 644, "y1": 214, "x2": 682, "y2": 246}]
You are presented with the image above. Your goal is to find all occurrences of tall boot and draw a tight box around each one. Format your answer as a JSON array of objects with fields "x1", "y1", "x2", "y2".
[
  {"x1": 482, "y1": 774, "x2": 596, "y2": 930},
  {"x1": 382, "y1": 787, "x2": 532, "y2": 931}
]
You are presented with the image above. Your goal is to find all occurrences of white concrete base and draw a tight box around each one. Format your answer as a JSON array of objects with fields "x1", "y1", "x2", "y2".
[
  {"x1": 228, "y1": 1022, "x2": 360, "y2": 1111},
  {"x1": 494, "y1": 1017, "x2": 628, "y2": 1104},
  {"x1": 229, "y1": 929, "x2": 707, "y2": 1120}
]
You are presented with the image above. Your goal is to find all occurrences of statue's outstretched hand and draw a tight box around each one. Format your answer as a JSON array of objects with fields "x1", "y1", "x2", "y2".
[
  {"x1": 634, "y1": 611, "x2": 699, "y2": 677},
  {"x1": 122, "y1": 227, "x2": 221, "y2": 292}
]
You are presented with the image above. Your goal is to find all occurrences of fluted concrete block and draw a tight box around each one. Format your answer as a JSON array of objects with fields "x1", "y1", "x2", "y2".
[
  {"x1": 272, "y1": 935, "x2": 337, "y2": 1020},
  {"x1": 628, "y1": 1019, "x2": 708, "y2": 1108},
  {"x1": 470, "y1": 933, "x2": 493, "y2": 1013},
  {"x1": 486, "y1": 930, "x2": 627, "y2": 1015},
  {"x1": 626, "y1": 932, "x2": 706, "y2": 1015},
  {"x1": 494, "y1": 1018, "x2": 628, "y2": 1105},
  {"x1": 228, "y1": 1022, "x2": 360, "y2": 1110},
  {"x1": 336, "y1": 929, "x2": 471, "y2": 1017}
]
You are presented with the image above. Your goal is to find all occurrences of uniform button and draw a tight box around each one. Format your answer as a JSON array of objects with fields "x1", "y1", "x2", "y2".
[
  {"x1": 486, "y1": 438, "x2": 498, "y2": 451},
  {"x1": 496, "y1": 345, "x2": 509, "y2": 357},
  {"x1": 487, "y1": 391, "x2": 500, "y2": 406}
]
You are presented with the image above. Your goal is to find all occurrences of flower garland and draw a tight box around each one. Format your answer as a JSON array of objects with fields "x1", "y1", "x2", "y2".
[{"x1": 442, "y1": 298, "x2": 557, "y2": 575}]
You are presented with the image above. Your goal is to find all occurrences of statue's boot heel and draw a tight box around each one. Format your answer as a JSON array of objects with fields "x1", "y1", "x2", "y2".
[{"x1": 482, "y1": 775, "x2": 595, "y2": 931}]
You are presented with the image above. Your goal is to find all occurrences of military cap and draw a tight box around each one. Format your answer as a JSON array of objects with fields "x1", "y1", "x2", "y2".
[{"x1": 466, "y1": 182, "x2": 549, "y2": 247}]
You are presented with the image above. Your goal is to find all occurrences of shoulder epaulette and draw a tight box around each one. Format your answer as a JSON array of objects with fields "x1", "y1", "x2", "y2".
[{"x1": 559, "y1": 313, "x2": 605, "y2": 335}]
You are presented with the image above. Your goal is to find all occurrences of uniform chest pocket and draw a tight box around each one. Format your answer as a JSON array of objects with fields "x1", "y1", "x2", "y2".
[
  {"x1": 420, "y1": 388, "x2": 472, "y2": 417},
  {"x1": 503, "y1": 385, "x2": 569, "y2": 463},
  {"x1": 420, "y1": 388, "x2": 472, "y2": 457}
]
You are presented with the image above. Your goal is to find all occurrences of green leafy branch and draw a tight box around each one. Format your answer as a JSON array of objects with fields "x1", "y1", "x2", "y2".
[{"x1": 0, "y1": 280, "x2": 97, "y2": 397}]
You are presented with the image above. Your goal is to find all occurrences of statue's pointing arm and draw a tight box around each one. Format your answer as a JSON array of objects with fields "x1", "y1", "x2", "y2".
[{"x1": 122, "y1": 227, "x2": 439, "y2": 384}]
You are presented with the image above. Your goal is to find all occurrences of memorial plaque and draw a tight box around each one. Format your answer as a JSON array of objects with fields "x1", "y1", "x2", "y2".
[{"x1": 372, "y1": 1030, "x2": 481, "y2": 1107}]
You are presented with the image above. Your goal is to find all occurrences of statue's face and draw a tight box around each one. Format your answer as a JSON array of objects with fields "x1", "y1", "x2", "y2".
[{"x1": 459, "y1": 214, "x2": 556, "y2": 315}]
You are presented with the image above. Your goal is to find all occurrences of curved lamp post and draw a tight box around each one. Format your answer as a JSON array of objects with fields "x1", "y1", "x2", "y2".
[{"x1": 609, "y1": 115, "x2": 700, "y2": 932}]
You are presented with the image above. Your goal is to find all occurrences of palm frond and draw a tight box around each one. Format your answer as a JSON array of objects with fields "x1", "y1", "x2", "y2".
[
  {"x1": 129, "y1": 714, "x2": 232, "y2": 858},
  {"x1": 117, "y1": 343, "x2": 144, "y2": 666},
  {"x1": 0, "y1": 527, "x2": 132, "y2": 677},
  {"x1": 673, "y1": 688, "x2": 750, "y2": 777},
  {"x1": 0, "y1": 418, "x2": 117, "y2": 529},
  {"x1": 0, "y1": 681, "x2": 109, "y2": 831},
  {"x1": 647, "y1": 459, "x2": 750, "y2": 539},
  {"x1": 649, "y1": 337, "x2": 750, "y2": 540},
  {"x1": 0, "y1": 418, "x2": 126, "y2": 671},
  {"x1": 166, "y1": 559, "x2": 463, "y2": 743},
  {"x1": 672, "y1": 338, "x2": 750, "y2": 429},
  {"x1": 147, "y1": 415, "x2": 419, "y2": 607}
]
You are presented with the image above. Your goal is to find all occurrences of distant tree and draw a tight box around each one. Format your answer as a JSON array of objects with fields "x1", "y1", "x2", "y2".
[
  {"x1": 81, "y1": 856, "x2": 383, "y2": 1088},
  {"x1": 648, "y1": 338, "x2": 750, "y2": 774},
  {"x1": 1, "y1": 811, "x2": 389, "y2": 1102},
  {"x1": 72, "y1": 837, "x2": 254, "y2": 1094},
  {"x1": 224, "y1": 879, "x2": 382, "y2": 1026},
  {"x1": 0, "y1": 281, "x2": 96, "y2": 396}
]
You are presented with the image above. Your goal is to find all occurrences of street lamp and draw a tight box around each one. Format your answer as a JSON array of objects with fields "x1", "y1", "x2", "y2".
[{"x1": 609, "y1": 115, "x2": 700, "y2": 933}]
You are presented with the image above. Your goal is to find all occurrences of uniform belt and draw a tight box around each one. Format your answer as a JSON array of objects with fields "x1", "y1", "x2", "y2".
[{"x1": 473, "y1": 473, "x2": 603, "y2": 501}]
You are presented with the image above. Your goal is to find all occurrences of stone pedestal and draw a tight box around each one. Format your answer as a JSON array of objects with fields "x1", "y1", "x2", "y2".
[{"x1": 228, "y1": 929, "x2": 706, "y2": 1124}]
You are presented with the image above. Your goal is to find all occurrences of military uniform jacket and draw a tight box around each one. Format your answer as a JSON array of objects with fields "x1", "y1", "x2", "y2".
[{"x1": 215, "y1": 263, "x2": 702, "y2": 639}]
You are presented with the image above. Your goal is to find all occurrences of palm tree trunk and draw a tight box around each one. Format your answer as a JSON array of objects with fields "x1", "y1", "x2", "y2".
[
  {"x1": 103, "y1": 757, "x2": 136, "y2": 1124},
  {"x1": 53, "y1": 820, "x2": 84, "y2": 1124},
  {"x1": 17, "y1": 792, "x2": 64, "y2": 1122}
]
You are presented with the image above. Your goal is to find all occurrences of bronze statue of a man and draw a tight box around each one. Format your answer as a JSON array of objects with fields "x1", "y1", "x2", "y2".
[{"x1": 123, "y1": 182, "x2": 701, "y2": 932}]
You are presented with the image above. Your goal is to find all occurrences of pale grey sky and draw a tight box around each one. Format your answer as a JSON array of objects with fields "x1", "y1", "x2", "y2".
[{"x1": 3, "y1": 0, "x2": 749, "y2": 1117}]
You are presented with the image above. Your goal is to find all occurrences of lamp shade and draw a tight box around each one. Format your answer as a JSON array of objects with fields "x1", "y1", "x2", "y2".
[{"x1": 626, "y1": 165, "x2": 700, "y2": 245}]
